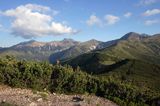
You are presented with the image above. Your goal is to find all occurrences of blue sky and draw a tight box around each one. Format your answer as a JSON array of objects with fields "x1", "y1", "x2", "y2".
[{"x1": 0, "y1": 0, "x2": 160, "y2": 47}]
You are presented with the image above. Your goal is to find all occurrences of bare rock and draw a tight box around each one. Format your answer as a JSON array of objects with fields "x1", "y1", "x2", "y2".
[
  {"x1": 29, "y1": 102, "x2": 37, "y2": 106},
  {"x1": 37, "y1": 98, "x2": 43, "y2": 102}
]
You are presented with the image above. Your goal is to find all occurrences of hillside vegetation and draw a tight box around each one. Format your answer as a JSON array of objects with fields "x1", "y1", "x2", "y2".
[
  {"x1": 63, "y1": 33, "x2": 160, "y2": 106},
  {"x1": 0, "y1": 56, "x2": 159, "y2": 106}
]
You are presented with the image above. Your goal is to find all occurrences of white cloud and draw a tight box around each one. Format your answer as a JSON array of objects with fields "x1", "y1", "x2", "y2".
[
  {"x1": 124, "y1": 12, "x2": 132, "y2": 18},
  {"x1": 2, "y1": 4, "x2": 77, "y2": 39},
  {"x1": 138, "y1": 0, "x2": 159, "y2": 6},
  {"x1": 144, "y1": 19, "x2": 159, "y2": 25},
  {"x1": 104, "y1": 15, "x2": 120, "y2": 25},
  {"x1": 86, "y1": 15, "x2": 102, "y2": 26},
  {"x1": 143, "y1": 9, "x2": 160, "y2": 16},
  {"x1": 25, "y1": 4, "x2": 51, "y2": 12}
]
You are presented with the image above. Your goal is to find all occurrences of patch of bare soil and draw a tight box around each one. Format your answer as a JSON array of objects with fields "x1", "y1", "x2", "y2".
[{"x1": 0, "y1": 85, "x2": 118, "y2": 106}]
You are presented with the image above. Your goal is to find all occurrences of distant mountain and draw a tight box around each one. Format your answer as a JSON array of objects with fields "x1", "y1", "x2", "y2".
[
  {"x1": 50, "y1": 32, "x2": 154, "y2": 63},
  {"x1": 0, "y1": 32, "x2": 159, "y2": 63},
  {"x1": 0, "y1": 39, "x2": 80, "y2": 61},
  {"x1": 120, "y1": 32, "x2": 150, "y2": 41},
  {"x1": 97, "y1": 32, "x2": 150, "y2": 49},
  {"x1": 0, "y1": 38, "x2": 102, "y2": 61},
  {"x1": 49, "y1": 39, "x2": 102, "y2": 63},
  {"x1": 12, "y1": 38, "x2": 79, "y2": 51}
]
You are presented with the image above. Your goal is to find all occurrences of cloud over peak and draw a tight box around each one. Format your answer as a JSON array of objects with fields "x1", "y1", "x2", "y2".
[{"x1": 2, "y1": 4, "x2": 77, "y2": 39}]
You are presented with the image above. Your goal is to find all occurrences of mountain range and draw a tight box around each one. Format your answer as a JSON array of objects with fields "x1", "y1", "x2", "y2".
[
  {"x1": 0, "y1": 38, "x2": 80, "y2": 61},
  {"x1": 0, "y1": 32, "x2": 160, "y2": 105},
  {"x1": 0, "y1": 32, "x2": 160, "y2": 64},
  {"x1": 0, "y1": 38, "x2": 102, "y2": 62}
]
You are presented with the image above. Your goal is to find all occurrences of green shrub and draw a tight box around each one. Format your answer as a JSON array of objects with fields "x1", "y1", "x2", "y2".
[{"x1": 0, "y1": 56, "x2": 158, "y2": 106}]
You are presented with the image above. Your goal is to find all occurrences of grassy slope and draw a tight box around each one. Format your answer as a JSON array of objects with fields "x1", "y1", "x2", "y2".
[
  {"x1": 64, "y1": 36, "x2": 160, "y2": 95},
  {"x1": 100, "y1": 40, "x2": 160, "y2": 63}
]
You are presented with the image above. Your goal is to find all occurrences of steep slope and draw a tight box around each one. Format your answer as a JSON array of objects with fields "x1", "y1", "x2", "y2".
[
  {"x1": 99, "y1": 33, "x2": 160, "y2": 64},
  {"x1": 65, "y1": 32, "x2": 160, "y2": 71},
  {"x1": 0, "y1": 39, "x2": 80, "y2": 61},
  {"x1": 49, "y1": 39, "x2": 102, "y2": 63}
]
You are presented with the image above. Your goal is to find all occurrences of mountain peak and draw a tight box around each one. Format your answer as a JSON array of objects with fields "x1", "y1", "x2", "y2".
[
  {"x1": 121, "y1": 32, "x2": 140, "y2": 39},
  {"x1": 127, "y1": 32, "x2": 139, "y2": 35},
  {"x1": 13, "y1": 40, "x2": 46, "y2": 48},
  {"x1": 120, "y1": 32, "x2": 149, "y2": 41}
]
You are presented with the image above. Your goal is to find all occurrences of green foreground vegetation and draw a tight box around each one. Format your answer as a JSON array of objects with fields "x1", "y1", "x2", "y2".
[{"x1": 0, "y1": 56, "x2": 159, "y2": 106}]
